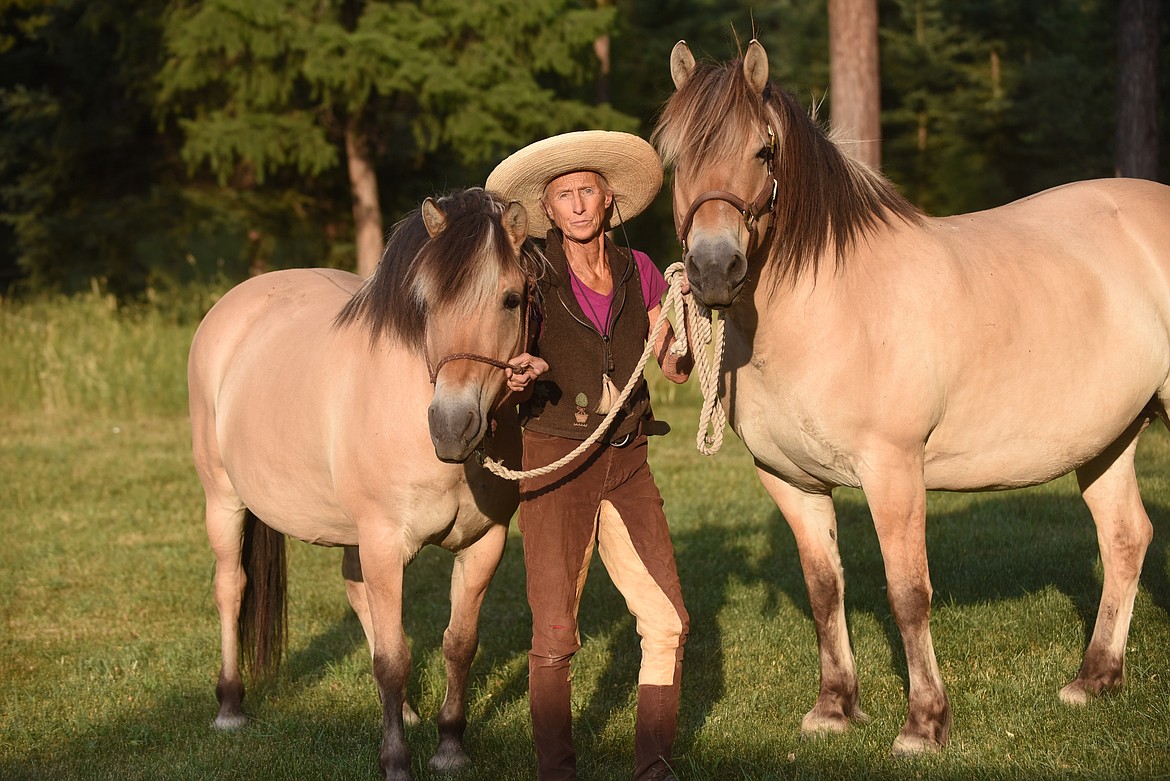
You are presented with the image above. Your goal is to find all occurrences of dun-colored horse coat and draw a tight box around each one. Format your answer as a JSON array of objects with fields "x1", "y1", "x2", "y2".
[
  {"x1": 655, "y1": 40, "x2": 1170, "y2": 754},
  {"x1": 188, "y1": 189, "x2": 542, "y2": 780}
]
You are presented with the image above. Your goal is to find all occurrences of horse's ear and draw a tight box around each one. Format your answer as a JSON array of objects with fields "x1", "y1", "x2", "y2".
[
  {"x1": 503, "y1": 201, "x2": 528, "y2": 250},
  {"x1": 743, "y1": 39, "x2": 769, "y2": 94},
  {"x1": 421, "y1": 198, "x2": 447, "y2": 238},
  {"x1": 670, "y1": 40, "x2": 696, "y2": 89}
]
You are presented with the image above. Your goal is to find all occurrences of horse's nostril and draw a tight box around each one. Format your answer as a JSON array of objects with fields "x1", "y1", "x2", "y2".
[
  {"x1": 461, "y1": 410, "x2": 478, "y2": 443},
  {"x1": 732, "y1": 252, "x2": 748, "y2": 281}
]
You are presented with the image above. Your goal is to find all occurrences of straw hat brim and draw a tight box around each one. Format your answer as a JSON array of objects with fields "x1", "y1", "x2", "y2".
[{"x1": 486, "y1": 131, "x2": 663, "y2": 237}]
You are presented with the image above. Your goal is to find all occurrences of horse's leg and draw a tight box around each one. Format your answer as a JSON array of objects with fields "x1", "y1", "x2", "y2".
[
  {"x1": 755, "y1": 465, "x2": 866, "y2": 735},
  {"x1": 343, "y1": 545, "x2": 420, "y2": 726},
  {"x1": 343, "y1": 545, "x2": 376, "y2": 653},
  {"x1": 205, "y1": 491, "x2": 249, "y2": 731},
  {"x1": 358, "y1": 536, "x2": 413, "y2": 781},
  {"x1": 1062, "y1": 417, "x2": 1153, "y2": 704},
  {"x1": 862, "y1": 453, "x2": 950, "y2": 754},
  {"x1": 429, "y1": 522, "x2": 508, "y2": 772}
]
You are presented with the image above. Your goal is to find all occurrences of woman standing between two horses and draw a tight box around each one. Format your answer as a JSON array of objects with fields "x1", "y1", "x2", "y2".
[{"x1": 486, "y1": 131, "x2": 693, "y2": 781}]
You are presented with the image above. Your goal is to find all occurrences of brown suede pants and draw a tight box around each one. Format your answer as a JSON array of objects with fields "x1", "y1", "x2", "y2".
[{"x1": 519, "y1": 430, "x2": 689, "y2": 781}]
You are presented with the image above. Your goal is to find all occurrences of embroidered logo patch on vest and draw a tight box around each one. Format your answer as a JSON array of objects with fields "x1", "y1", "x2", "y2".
[{"x1": 574, "y1": 393, "x2": 589, "y2": 426}]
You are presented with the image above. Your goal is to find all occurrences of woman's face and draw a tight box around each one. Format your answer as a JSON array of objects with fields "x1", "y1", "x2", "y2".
[{"x1": 542, "y1": 171, "x2": 612, "y2": 244}]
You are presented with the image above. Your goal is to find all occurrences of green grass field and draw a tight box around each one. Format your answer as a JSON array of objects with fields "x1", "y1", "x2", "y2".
[{"x1": 2, "y1": 292, "x2": 1169, "y2": 780}]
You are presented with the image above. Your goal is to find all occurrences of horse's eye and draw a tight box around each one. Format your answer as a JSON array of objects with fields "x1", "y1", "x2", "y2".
[
  {"x1": 756, "y1": 146, "x2": 771, "y2": 161},
  {"x1": 503, "y1": 292, "x2": 522, "y2": 310}
]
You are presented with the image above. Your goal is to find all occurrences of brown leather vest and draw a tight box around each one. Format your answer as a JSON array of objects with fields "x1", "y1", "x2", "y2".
[{"x1": 520, "y1": 232, "x2": 652, "y2": 441}]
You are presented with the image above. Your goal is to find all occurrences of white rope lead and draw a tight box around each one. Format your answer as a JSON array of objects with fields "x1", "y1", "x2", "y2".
[
  {"x1": 662, "y1": 262, "x2": 726, "y2": 456},
  {"x1": 482, "y1": 261, "x2": 726, "y2": 482}
]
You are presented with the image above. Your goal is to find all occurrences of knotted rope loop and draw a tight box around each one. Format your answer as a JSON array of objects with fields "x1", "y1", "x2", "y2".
[{"x1": 662, "y1": 263, "x2": 726, "y2": 456}]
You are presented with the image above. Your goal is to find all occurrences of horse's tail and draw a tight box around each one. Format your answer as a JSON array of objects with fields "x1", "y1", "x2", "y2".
[{"x1": 239, "y1": 509, "x2": 287, "y2": 680}]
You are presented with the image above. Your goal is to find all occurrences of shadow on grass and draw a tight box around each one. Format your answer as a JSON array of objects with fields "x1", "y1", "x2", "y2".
[
  {"x1": 283, "y1": 609, "x2": 366, "y2": 684},
  {"x1": 758, "y1": 490, "x2": 1170, "y2": 705},
  {"x1": 0, "y1": 540, "x2": 530, "y2": 781},
  {"x1": 0, "y1": 682, "x2": 445, "y2": 781},
  {"x1": 17, "y1": 490, "x2": 1163, "y2": 781},
  {"x1": 260, "y1": 489, "x2": 1170, "y2": 778}
]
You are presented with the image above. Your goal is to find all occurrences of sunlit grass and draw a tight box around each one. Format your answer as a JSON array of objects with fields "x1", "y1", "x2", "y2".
[{"x1": 2, "y1": 296, "x2": 1169, "y2": 779}]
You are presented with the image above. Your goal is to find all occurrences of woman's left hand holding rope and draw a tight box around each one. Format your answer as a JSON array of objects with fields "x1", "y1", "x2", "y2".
[{"x1": 506, "y1": 353, "x2": 549, "y2": 394}]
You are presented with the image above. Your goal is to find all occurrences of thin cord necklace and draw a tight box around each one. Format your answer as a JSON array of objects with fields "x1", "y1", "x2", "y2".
[{"x1": 566, "y1": 258, "x2": 613, "y2": 336}]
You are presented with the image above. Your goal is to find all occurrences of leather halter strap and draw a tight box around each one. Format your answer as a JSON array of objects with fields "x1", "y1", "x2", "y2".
[
  {"x1": 676, "y1": 125, "x2": 779, "y2": 251},
  {"x1": 426, "y1": 275, "x2": 538, "y2": 385}
]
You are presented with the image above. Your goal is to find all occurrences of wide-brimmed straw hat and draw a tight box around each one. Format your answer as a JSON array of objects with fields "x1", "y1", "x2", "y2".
[{"x1": 486, "y1": 130, "x2": 663, "y2": 237}]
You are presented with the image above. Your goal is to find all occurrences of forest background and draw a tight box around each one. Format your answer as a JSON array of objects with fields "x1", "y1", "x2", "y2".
[{"x1": 1, "y1": 0, "x2": 1168, "y2": 301}]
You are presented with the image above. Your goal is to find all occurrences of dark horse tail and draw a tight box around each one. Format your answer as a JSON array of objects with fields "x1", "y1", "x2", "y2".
[{"x1": 240, "y1": 509, "x2": 287, "y2": 679}]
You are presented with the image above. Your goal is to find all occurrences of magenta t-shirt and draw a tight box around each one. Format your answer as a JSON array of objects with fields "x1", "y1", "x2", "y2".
[{"x1": 568, "y1": 249, "x2": 666, "y2": 336}]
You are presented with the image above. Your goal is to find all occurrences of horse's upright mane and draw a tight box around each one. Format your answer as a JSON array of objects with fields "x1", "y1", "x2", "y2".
[
  {"x1": 334, "y1": 187, "x2": 545, "y2": 352},
  {"x1": 653, "y1": 55, "x2": 922, "y2": 281}
]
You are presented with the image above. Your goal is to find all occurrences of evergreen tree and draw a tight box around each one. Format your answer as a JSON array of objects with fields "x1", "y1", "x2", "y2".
[
  {"x1": 880, "y1": 0, "x2": 1118, "y2": 215},
  {"x1": 880, "y1": 0, "x2": 1013, "y2": 214},
  {"x1": 158, "y1": 0, "x2": 634, "y2": 275},
  {"x1": 0, "y1": 0, "x2": 176, "y2": 294},
  {"x1": 2, "y1": 0, "x2": 1164, "y2": 294}
]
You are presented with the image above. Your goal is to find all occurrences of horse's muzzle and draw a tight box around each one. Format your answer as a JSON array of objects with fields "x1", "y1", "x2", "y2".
[
  {"x1": 428, "y1": 397, "x2": 486, "y2": 463},
  {"x1": 685, "y1": 240, "x2": 747, "y2": 309}
]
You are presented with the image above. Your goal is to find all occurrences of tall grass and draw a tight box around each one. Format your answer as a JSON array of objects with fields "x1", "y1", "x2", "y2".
[
  {"x1": 0, "y1": 282, "x2": 224, "y2": 419},
  {"x1": 2, "y1": 292, "x2": 1169, "y2": 780}
]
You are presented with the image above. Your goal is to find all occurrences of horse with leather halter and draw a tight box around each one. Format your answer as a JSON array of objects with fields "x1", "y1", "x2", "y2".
[
  {"x1": 188, "y1": 188, "x2": 545, "y2": 780},
  {"x1": 654, "y1": 39, "x2": 1170, "y2": 754}
]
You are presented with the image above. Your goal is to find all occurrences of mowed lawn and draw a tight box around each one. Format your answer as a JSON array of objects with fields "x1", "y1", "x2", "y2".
[{"x1": 2, "y1": 293, "x2": 1169, "y2": 780}]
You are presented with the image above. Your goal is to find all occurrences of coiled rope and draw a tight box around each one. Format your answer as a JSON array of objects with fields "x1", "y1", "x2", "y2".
[{"x1": 482, "y1": 261, "x2": 726, "y2": 481}]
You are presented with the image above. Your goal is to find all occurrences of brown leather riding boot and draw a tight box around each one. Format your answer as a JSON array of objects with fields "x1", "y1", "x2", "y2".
[
  {"x1": 530, "y1": 654, "x2": 576, "y2": 780},
  {"x1": 633, "y1": 672, "x2": 681, "y2": 781}
]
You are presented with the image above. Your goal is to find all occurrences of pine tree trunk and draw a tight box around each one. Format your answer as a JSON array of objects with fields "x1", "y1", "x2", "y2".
[
  {"x1": 829, "y1": 0, "x2": 881, "y2": 169},
  {"x1": 1116, "y1": 0, "x2": 1160, "y2": 180},
  {"x1": 594, "y1": 0, "x2": 612, "y2": 104},
  {"x1": 346, "y1": 117, "x2": 384, "y2": 277}
]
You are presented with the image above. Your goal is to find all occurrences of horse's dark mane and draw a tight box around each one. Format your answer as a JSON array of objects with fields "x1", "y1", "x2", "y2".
[
  {"x1": 653, "y1": 54, "x2": 923, "y2": 281},
  {"x1": 334, "y1": 187, "x2": 546, "y2": 351}
]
